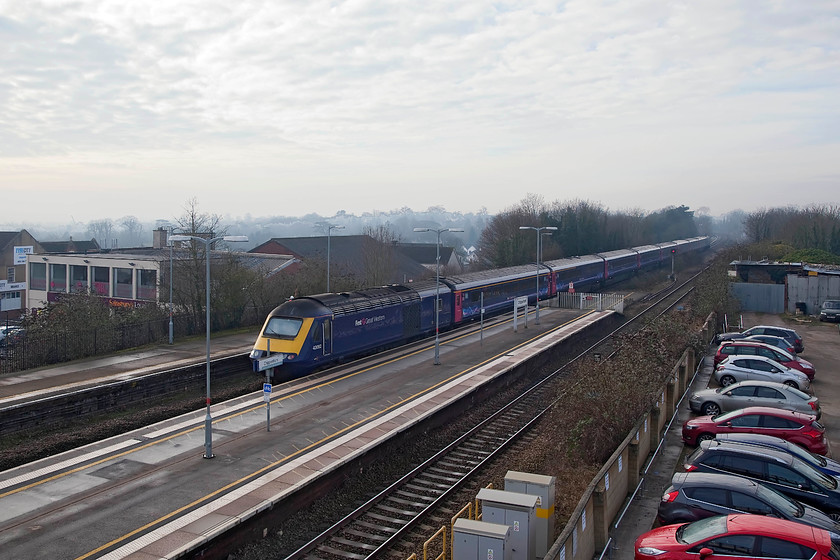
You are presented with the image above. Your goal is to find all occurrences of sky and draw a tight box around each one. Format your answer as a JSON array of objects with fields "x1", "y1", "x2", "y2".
[{"x1": 1, "y1": 1, "x2": 839, "y2": 227}]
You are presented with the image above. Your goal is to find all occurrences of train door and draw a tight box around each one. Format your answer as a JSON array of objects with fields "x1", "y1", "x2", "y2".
[
  {"x1": 313, "y1": 319, "x2": 333, "y2": 357},
  {"x1": 322, "y1": 319, "x2": 332, "y2": 356}
]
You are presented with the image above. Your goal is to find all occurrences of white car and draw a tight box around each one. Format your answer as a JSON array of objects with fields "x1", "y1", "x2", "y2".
[{"x1": 714, "y1": 355, "x2": 810, "y2": 392}]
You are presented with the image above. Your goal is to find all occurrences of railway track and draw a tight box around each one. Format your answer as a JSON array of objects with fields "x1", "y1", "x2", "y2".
[{"x1": 282, "y1": 269, "x2": 706, "y2": 560}]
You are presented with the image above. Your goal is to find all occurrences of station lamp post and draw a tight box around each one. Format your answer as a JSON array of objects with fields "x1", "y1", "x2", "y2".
[
  {"x1": 325, "y1": 223, "x2": 345, "y2": 292},
  {"x1": 169, "y1": 233, "x2": 248, "y2": 459},
  {"x1": 413, "y1": 227, "x2": 463, "y2": 364},
  {"x1": 519, "y1": 225, "x2": 557, "y2": 325}
]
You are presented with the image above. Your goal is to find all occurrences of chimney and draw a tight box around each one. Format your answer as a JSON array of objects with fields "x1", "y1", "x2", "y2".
[{"x1": 153, "y1": 228, "x2": 168, "y2": 249}]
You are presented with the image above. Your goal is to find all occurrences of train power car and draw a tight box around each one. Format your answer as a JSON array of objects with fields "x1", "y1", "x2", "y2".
[
  {"x1": 250, "y1": 283, "x2": 448, "y2": 376},
  {"x1": 251, "y1": 236, "x2": 710, "y2": 377}
]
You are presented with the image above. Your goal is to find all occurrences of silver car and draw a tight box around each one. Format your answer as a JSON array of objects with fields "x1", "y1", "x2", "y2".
[
  {"x1": 689, "y1": 380, "x2": 820, "y2": 417},
  {"x1": 714, "y1": 355, "x2": 810, "y2": 392}
]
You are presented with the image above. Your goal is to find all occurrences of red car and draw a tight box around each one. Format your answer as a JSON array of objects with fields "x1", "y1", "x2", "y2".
[
  {"x1": 714, "y1": 341, "x2": 816, "y2": 379},
  {"x1": 635, "y1": 514, "x2": 840, "y2": 560},
  {"x1": 681, "y1": 406, "x2": 829, "y2": 455}
]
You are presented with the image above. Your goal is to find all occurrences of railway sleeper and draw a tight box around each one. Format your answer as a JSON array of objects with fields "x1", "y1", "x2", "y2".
[
  {"x1": 343, "y1": 528, "x2": 389, "y2": 542},
  {"x1": 434, "y1": 459, "x2": 474, "y2": 470},
  {"x1": 374, "y1": 503, "x2": 418, "y2": 517},
  {"x1": 315, "y1": 543, "x2": 368, "y2": 560},
  {"x1": 404, "y1": 481, "x2": 448, "y2": 493},
  {"x1": 365, "y1": 511, "x2": 409, "y2": 526},
  {"x1": 428, "y1": 466, "x2": 468, "y2": 477},
  {"x1": 394, "y1": 489, "x2": 436, "y2": 502},
  {"x1": 387, "y1": 495, "x2": 434, "y2": 509},
  {"x1": 329, "y1": 536, "x2": 379, "y2": 552},
  {"x1": 415, "y1": 471, "x2": 460, "y2": 484},
  {"x1": 354, "y1": 519, "x2": 400, "y2": 534}
]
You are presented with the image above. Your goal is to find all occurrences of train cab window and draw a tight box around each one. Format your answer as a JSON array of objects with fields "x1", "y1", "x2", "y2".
[{"x1": 264, "y1": 317, "x2": 303, "y2": 339}]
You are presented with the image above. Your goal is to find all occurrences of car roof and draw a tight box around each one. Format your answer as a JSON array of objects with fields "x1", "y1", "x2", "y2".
[
  {"x1": 718, "y1": 379, "x2": 797, "y2": 390},
  {"x1": 673, "y1": 471, "x2": 760, "y2": 492},
  {"x1": 725, "y1": 514, "x2": 823, "y2": 541},
  {"x1": 748, "y1": 325, "x2": 800, "y2": 335},
  {"x1": 715, "y1": 433, "x2": 799, "y2": 449},
  {"x1": 720, "y1": 405, "x2": 814, "y2": 420},
  {"x1": 719, "y1": 354, "x2": 792, "y2": 368},
  {"x1": 698, "y1": 440, "x2": 796, "y2": 465}
]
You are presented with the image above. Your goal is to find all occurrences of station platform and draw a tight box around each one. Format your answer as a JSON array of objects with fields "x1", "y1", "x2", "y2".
[{"x1": 0, "y1": 306, "x2": 616, "y2": 560}]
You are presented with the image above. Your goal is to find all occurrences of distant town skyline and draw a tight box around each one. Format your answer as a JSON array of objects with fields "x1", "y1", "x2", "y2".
[{"x1": 1, "y1": 1, "x2": 838, "y2": 226}]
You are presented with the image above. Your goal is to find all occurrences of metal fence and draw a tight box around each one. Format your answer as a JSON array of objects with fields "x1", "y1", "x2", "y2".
[
  {"x1": 555, "y1": 292, "x2": 625, "y2": 314},
  {"x1": 0, "y1": 305, "x2": 273, "y2": 375}
]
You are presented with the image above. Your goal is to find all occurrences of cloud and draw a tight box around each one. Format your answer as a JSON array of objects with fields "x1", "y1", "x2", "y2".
[{"x1": 0, "y1": 0, "x2": 838, "y2": 223}]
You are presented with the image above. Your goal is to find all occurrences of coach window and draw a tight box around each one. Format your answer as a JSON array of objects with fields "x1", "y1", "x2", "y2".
[
  {"x1": 113, "y1": 268, "x2": 134, "y2": 299},
  {"x1": 70, "y1": 265, "x2": 89, "y2": 293},
  {"x1": 30, "y1": 262, "x2": 46, "y2": 291},
  {"x1": 93, "y1": 266, "x2": 109, "y2": 295},
  {"x1": 137, "y1": 269, "x2": 157, "y2": 301},
  {"x1": 49, "y1": 263, "x2": 67, "y2": 292}
]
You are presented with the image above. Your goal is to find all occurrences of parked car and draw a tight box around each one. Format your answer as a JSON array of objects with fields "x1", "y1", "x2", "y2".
[
  {"x1": 0, "y1": 325, "x2": 23, "y2": 345},
  {"x1": 820, "y1": 300, "x2": 840, "y2": 322},
  {"x1": 743, "y1": 334, "x2": 796, "y2": 355},
  {"x1": 658, "y1": 471, "x2": 840, "y2": 531},
  {"x1": 635, "y1": 514, "x2": 840, "y2": 560},
  {"x1": 714, "y1": 340, "x2": 815, "y2": 379},
  {"x1": 716, "y1": 325, "x2": 804, "y2": 353},
  {"x1": 688, "y1": 380, "x2": 820, "y2": 418},
  {"x1": 714, "y1": 355, "x2": 810, "y2": 392},
  {"x1": 716, "y1": 433, "x2": 840, "y2": 477},
  {"x1": 685, "y1": 440, "x2": 840, "y2": 519},
  {"x1": 681, "y1": 406, "x2": 828, "y2": 454}
]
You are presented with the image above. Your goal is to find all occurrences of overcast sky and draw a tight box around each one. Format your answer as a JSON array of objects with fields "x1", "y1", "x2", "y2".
[{"x1": 1, "y1": 1, "x2": 838, "y2": 227}]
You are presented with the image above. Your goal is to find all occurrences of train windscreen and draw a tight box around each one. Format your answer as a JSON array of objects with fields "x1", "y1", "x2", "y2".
[{"x1": 264, "y1": 317, "x2": 303, "y2": 339}]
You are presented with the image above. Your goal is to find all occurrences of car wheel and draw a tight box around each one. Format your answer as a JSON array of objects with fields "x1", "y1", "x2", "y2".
[
  {"x1": 829, "y1": 511, "x2": 840, "y2": 522},
  {"x1": 701, "y1": 402, "x2": 721, "y2": 416},
  {"x1": 783, "y1": 380, "x2": 800, "y2": 390},
  {"x1": 697, "y1": 433, "x2": 715, "y2": 444},
  {"x1": 719, "y1": 375, "x2": 736, "y2": 387}
]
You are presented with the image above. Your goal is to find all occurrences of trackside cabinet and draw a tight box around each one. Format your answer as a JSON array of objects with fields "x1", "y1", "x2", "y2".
[
  {"x1": 504, "y1": 471, "x2": 556, "y2": 558},
  {"x1": 477, "y1": 488, "x2": 538, "y2": 560},
  {"x1": 452, "y1": 518, "x2": 510, "y2": 560}
]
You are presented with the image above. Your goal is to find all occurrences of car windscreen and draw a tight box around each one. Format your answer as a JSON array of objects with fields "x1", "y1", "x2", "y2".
[
  {"x1": 792, "y1": 455, "x2": 838, "y2": 489},
  {"x1": 676, "y1": 515, "x2": 728, "y2": 544},
  {"x1": 753, "y1": 483, "x2": 802, "y2": 517},
  {"x1": 263, "y1": 316, "x2": 304, "y2": 339}
]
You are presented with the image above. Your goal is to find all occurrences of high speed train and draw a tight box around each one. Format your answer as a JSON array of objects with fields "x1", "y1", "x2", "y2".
[{"x1": 250, "y1": 236, "x2": 710, "y2": 377}]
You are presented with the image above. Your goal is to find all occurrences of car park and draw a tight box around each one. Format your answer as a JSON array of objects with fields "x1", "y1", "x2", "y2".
[
  {"x1": 714, "y1": 340, "x2": 815, "y2": 379},
  {"x1": 743, "y1": 334, "x2": 796, "y2": 355},
  {"x1": 635, "y1": 514, "x2": 840, "y2": 560},
  {"x1": 658, "y1": 471, "x2": 840, "y2": 531},
  {"x1": 716, "y1": 325, "x2": 804, "y2": 353},
  {"x1": 714, "y1": 355, "x2": 810, "y2": 391},
  {"x1": 682, "y1": 407, "x2": 828, "y2": 453},
  {"x1": 685, "y1": 440, "x2": 840, "y2": 519},
  {"x1": 688, "y1": 380, "x2": 819, "y2": 418},
  {"x1": 716, "y1": 433, "x2": 840, "y2": 477},
  {"x1": 820, "y1": 300, "x2": 840, "y2": 322}
]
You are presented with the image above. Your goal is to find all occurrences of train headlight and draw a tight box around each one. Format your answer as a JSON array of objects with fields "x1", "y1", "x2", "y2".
[{"x1": 249, "y1": 349, "x2": 265, "y2": 360}]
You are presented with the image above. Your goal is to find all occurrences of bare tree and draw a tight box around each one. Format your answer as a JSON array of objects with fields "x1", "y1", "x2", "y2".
[
  {"x1": 118, "y1": 215, "x2": 144, "y2": 247},
  {"x1": 87, "y1": 219, "x2": 114, "y2": 249},
  {"x1": 362, "y1": 224, "x2": 399, "y2": 286}
]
